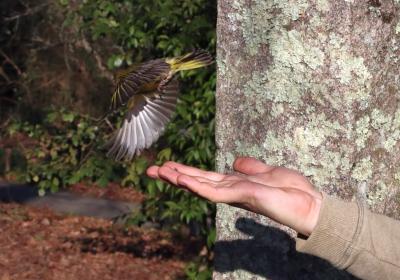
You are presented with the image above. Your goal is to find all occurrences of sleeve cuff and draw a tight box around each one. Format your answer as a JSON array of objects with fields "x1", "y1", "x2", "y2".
[{"x1": 295, "y1": 193, "x2": 363, "y2": 268}]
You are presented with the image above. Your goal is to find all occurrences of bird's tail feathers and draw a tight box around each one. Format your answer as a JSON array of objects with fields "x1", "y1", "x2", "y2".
[{"x1": 167, "y1": 50, "x2": 213, "y2": 72}]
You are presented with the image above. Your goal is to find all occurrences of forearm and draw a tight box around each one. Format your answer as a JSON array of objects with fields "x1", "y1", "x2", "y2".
[{"x1": 296, "y1": 194, "x2": 400, "y2": 279}]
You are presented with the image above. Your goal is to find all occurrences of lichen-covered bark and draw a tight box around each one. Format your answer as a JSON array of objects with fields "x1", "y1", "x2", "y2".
[{"x1": 215, "y1": 0, "x2": 400, "y2": 279}]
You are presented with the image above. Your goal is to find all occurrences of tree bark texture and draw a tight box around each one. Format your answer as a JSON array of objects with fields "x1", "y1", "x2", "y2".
[{"x1": 215, "y1": 0, "x2": 400, "y2": 279}]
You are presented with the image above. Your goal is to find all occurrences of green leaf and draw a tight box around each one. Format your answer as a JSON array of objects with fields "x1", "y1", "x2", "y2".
[
  {"x1": 52, "y1": 177, "x2": 60, "y2": 187},
  {"x1": 157, "y1": 148, "x2": 171, "y2": 161},
  {"x1": 134, "y1": 157, "x2": 148, "y2": 174},
  {"x1": 96, "y1": 174, "x2": 109, "y2": 187},
  {"x1": 59, "y1": 0, "x2": 69, "y2": 6},
  {"x1": 62, "y1": 112, "x2": 75, "y2": 122},
  {"x1": 147, "y1": 181, "x2": 156, "y2": 196},
  {"x1": 206, "y1": 227, "x2": 216, "y2": 248},
  {"x1": 155, "y1": 180, "x2": 164, "y2": 192}
]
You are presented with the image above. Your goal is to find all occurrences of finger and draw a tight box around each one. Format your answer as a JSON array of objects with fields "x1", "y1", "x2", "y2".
[
  {"x1": 146, "y1": 166, "x2": 160, "y2": 178},
  {"x1": 158, "y1": 166, "x2": 182, "y2": 185},
  {"x1": 147, "y1": 165, "x2": 176, "y2": 184},
  {"x1": 159, "y1": 165, "x2": 219, "y2": 185},
  {"x1": 233, "y1": 157, "x2": 275, "y2": 175},
  {"x1": 163, "y1": 161, "x2": 225, "y2": 181},
  {"x1": 177, "y1": 175, "x2": 244, "y2": 203}
]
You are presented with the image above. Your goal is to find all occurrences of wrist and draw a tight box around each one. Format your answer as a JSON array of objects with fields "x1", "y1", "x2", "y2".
[{"x1": 303, "y1": 193, "x2": 323, "y2": 236}]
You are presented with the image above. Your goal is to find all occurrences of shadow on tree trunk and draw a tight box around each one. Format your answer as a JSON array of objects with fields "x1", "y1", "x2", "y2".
[{"x1": 214, "y1": 217, "x2": 358, "y2": 279}]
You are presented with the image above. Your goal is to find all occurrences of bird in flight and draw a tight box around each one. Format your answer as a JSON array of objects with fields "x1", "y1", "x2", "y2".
[{"x1": 106, "y1": 50, "x2": 213, "y2": 161}]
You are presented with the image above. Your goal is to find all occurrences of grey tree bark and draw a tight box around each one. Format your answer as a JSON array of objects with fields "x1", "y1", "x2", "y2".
[{"x1": 215, "y1": 0, "x2": 400, "y2": 279}]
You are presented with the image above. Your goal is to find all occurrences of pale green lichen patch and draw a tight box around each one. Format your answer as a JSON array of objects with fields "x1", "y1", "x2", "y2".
[
  {"x1": 244, "y1": 29, "x2": 324, "y2": 109},
  {"x1": 316, "y1": 0, "x2": 330, "y2": 12},
  {"x1": 370, "y1": 108, "x2": 400, "y2": 152},
  {"x1": 259, "y1": 114, "x2": 351, "y2": 185},
  {"x1": 282, "y1": 0, "x2": 310, "y2": 21},
  {"x1": 270, "y1": 103, "x2": 285, "y2": 118},
  {"x1": 305, "y1": 149, "x2": 348, "y2": 185},
  {"x1": 371, "y1": 109, "x2": 391, "y2": 130},
  {"x1": 228, "y1": 1, "x2": 267, "y2": 56},
  {"x1": 384, "y1": 131, "x2": 400, "y2": 151},
  {"x1": 229, "y1": 0, "x2": 310, "y2": 55},
  {"x1": 262, "y1": 133, "x2": 350, "y2": 186},
  {"x1": 236, "y1": 140, "x2": 269, "y2": 161},
  {"x1": 351, "y1": 157, "x2": 373, "y2": 181},
  {"x1": 261, "y1": 131, "x2": 290, "y2": 165},
  {"x1": 335, "y1": 56, "x2": 370, "y2": 86},
  {"x1": 355, "y1": 115, "x2": 371, "y2": 150},
  {"x1": 327, "y1": 34, "x2": 372, "y2": 106},
  {"x1": 216, "y1": 204, "x2": 248, "y2": 238},
  {"x1": 396, "y1": 22, "x2": 400, "y2": 34},
  {"x1": 368, "y1": 6, "x2": 382, "y2": 18},
  {"x1": 245, "y1": 70, "x2": 302, "y2": 105},
  {"x1": 321, "y1": 33, "x2": 372, "y2": 111},
  {"x1": 366, "y1": 181, "x2": 388, "y2": 207},
  {"x1": 216, "y1": 56, "x2": 227, "y2": 78},
  {"x1": 291, "y1": 115, "x2": 350, "y2": 184},
  {"x1": 272, "y1": 30, "x2": 325, "y2": 71},
  {"x1": 225, "y1": 152, "x2": 236, "y2": 169},
  {"x1": 395, "y1": 171, "x2": 400, "y2": 183},
  {"x1": 293, "y1": 113, "x2": 342, "y2": 148}
]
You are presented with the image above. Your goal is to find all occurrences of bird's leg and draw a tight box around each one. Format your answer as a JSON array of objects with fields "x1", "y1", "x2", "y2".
[{"x1": 157, "y1": 72, "x2": 174, "y2": 93}]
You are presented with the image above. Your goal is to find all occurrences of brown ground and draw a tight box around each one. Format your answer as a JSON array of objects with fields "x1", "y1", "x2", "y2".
[
  {"x1": 69, "y1": 182, "x2": 146, "y2": 203},
  {"x1": 0, "y1": 185, "x2": 204, "y2": 280}
]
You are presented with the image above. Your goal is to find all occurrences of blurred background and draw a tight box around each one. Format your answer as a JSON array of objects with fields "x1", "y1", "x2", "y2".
[{"x1": 0, "y1": 0, "x2": 216, "y2": 278}]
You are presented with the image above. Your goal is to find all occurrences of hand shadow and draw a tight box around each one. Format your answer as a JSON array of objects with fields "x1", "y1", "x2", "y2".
[{"x1": 214, "y1": 217, "x2": 358, "y2": 279}]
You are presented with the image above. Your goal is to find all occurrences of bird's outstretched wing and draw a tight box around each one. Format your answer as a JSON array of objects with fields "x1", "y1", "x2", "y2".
[
  {"x1": 106, "y1": 79, "x2": 179, "y2": 161},
  {"x1": 111, "y1": 59, "x2": 170, "y2": 110}
]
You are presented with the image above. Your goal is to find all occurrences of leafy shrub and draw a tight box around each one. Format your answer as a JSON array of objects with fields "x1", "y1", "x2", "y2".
[
  {"x1": 7, "y1": 108, "x2": 123, "y2": 194},
  {"x1": 65, "y1": 0, "x2": 217, "y2": 234},
  {"x1": 72, "y1": 1, "x2": 217, "y2": 274}
]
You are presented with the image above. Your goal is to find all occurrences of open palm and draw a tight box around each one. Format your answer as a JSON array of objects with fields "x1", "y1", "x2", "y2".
[{"x1": 147, "y1": 157, "x2": 322, "y2": 236}]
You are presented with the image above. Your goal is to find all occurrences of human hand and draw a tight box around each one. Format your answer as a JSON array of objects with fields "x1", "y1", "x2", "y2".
[{"x1": 146, "y1": 157, "x2": 322, "y2": 236}]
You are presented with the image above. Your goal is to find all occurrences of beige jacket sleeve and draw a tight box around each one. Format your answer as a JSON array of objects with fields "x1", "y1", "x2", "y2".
[{"x1": 296, "y1": 194, "x2": 400, "y2": 279}]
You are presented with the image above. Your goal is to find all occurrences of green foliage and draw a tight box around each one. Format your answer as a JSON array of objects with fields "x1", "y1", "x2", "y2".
[
  {"x1": 76, "y1": 0, "x2": 216, "y2": 59},
  {"x1": 72, "y1": 1, "x2": 217, "y2": 275},
  {"x1": 7, "y1": 109, "x2": 123, "y2": 193},
  {"x1": 126, "y1": 68, "x2": 216, "y2": 236},
  {"x1": 185, "y1": 261, "x2": 213, "y2": 280},
  {"x1": 66, "y1": 0, "x2": 217, "y2": 235}
]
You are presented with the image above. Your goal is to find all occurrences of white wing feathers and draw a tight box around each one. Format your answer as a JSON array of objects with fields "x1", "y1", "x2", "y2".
[{"x1": 106, "y1": 80, "x2": 179, "y2": 161}]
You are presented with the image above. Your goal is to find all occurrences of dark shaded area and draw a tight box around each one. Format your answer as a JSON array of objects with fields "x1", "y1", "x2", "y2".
[
  {"x1": 0, "y1": 182, "x2": 139, "y2": 219},
  {"x1": 62, "y1": 226, "x2": 202, "y2": 261},
  {"x1": 214, "y1": 218, "x2": 358, "y2": 279},
  {"x1": 0, "y1": 182, "x2": 37, "y2": 203}
]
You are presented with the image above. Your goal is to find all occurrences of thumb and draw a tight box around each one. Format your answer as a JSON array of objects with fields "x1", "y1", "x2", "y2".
[{"x1": 233, "y1": 157, "x2": 275, "y2": 175}]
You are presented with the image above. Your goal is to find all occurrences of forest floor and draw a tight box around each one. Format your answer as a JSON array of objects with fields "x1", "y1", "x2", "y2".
[{"x1": 0, "y1": 183, "x2": 204, "y2": 280}]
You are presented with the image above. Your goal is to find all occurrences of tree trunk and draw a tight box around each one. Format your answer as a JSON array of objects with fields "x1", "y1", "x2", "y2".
[{"x1": 215, "y1": 0, "x2": 400, "y2": 279}]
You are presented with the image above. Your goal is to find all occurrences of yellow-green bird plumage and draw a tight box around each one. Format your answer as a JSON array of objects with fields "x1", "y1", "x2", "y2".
[{"x1": 106, "y1": 50, "x2": 213, "y2": 161}]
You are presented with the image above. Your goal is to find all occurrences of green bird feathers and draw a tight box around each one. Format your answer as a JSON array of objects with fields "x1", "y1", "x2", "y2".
[{"x1": 106, "y1": 50, "x2": 213, "y2": 161}]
